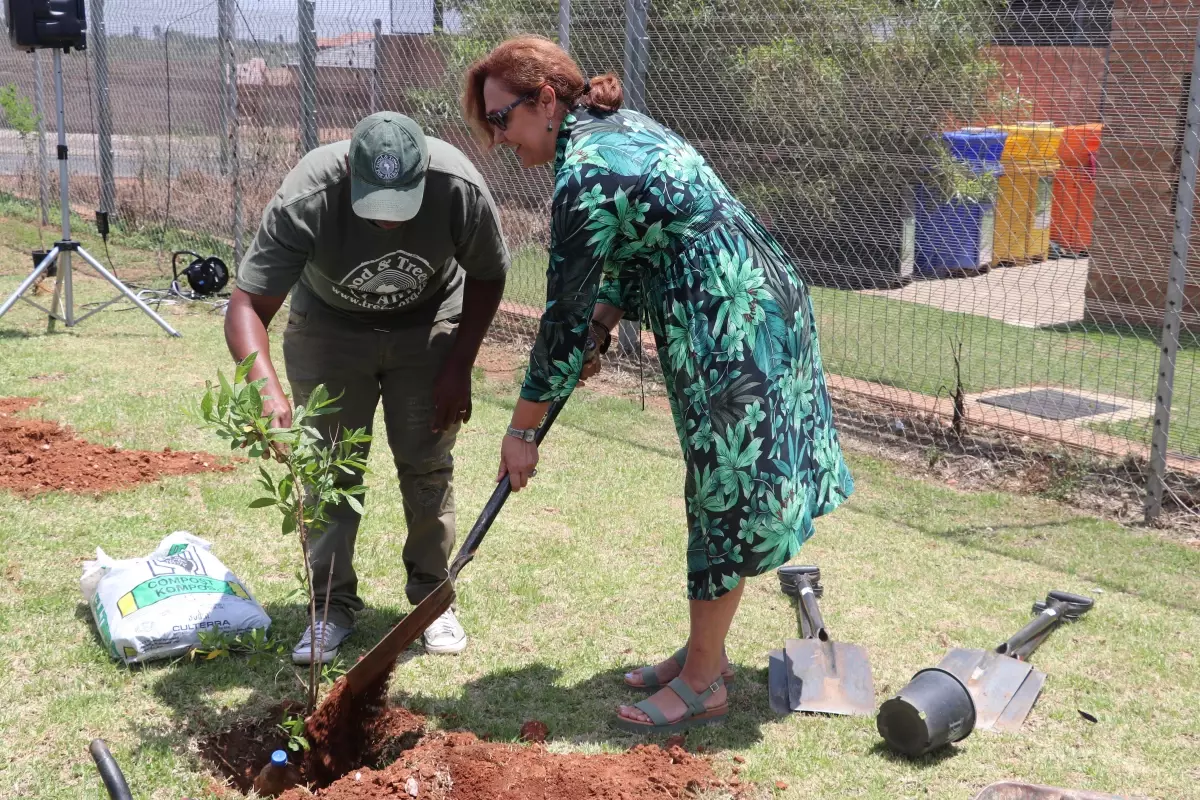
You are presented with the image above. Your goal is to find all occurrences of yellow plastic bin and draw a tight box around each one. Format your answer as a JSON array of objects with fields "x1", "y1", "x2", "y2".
[{"x1": 988, "y1": 123, "x2": 1064, "y2": 266}]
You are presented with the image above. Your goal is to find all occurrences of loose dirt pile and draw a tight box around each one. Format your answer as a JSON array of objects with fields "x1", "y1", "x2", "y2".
[
  {"x1": 280, "y1": 732, "x2": 727, "y2": 800},
  {"x1": 204, "y1": 698, "x2": 737, "y2": 800},
  {"x1": 0, "y1": 397, "x2": 228, "y2": 495}
]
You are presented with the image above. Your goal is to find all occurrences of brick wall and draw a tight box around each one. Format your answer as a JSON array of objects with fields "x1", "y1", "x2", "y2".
[
  {"x1": 378, "y1": 34, "x2": 447, "y2": 100},
  {"x1": 1086, "y1": 0, "x2": 1200, "y2": 331},
  {"x1": 987, "y1": 45, "x2": 1108, "y2": 125}
]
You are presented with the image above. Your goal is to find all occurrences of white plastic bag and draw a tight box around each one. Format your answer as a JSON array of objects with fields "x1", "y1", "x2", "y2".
[{"x1": 80, "y1": 531, "x2": 271, "y2": 665}]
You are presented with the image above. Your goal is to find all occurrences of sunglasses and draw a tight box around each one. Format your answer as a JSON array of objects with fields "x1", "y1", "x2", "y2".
[{"x1": 485, "y1": 88, "x2": 541, "y2": 131}]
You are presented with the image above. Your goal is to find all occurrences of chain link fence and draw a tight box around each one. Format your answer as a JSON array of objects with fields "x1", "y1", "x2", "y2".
[{"x1": 0, "y1": 0, "x2": 1197, "y2": 527}]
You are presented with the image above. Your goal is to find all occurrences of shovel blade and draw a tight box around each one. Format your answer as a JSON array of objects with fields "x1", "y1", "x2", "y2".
[
  {"x1": 937, "y1": 647, "x2": 1035, "y2": 731},
  {"x1": 991, "y1": 668, "x2": 1047, "y2": 733},
  {"x1": 767, "y1": 649, "x2": 792, "y2": 715},
  {"x1": 341, "y1": 579, "x2": 455, "y2": 695},
  {"x1": 784, "y1": 638, "x2": 876, "y2": 717}
]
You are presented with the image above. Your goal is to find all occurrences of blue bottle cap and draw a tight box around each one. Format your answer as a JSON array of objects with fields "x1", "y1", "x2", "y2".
[{"x1": 271, "y1": 750, "x2": 289, "y2": 767}]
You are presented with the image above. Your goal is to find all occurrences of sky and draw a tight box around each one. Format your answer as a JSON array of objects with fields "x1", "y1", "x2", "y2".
[{"x1": 107, "y1": 0, "x2": 463, "y2": 41}]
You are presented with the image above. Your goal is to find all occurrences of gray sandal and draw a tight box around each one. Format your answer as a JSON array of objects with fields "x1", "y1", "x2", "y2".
[
  {"x1": 624, "y1": 645, "x2": 735, "y2": 690},
  {"x1": 613, "y1": 676, "x2": 729, "y2": 734}
]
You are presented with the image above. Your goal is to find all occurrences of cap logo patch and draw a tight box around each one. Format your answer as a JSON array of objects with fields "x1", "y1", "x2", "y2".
[{"x1": 373, "y1": 153, "x2": 400, "y2": 182}]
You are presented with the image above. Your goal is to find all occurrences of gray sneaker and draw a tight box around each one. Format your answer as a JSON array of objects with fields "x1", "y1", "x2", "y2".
[
  {"x1": 292, "y1": 621, "x2": 354, "y2": 665},
  {"x1": 423, "y1": 608, "x2": 467, "y2": 655}
]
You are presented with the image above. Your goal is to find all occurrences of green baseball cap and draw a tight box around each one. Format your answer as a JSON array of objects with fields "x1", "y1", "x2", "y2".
[{"x1": 348, "y1": 112, "x2": 429, "y2": 222}]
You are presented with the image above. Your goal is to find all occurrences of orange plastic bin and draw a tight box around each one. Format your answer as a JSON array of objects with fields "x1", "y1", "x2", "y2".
[{"x1": 1051, "y1": 123, "x2": 1104, "y2": 254}]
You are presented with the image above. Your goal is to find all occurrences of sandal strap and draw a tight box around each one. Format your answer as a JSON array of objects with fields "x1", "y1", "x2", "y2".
[
  {"x1": 637, "y1": 646, "x2": 689, "y2": 688},
  {"x1": 635, "y1": 645, "x2": 733, "y2": 688},
  {"x1": 667, "y1": 676, "x2": 722, "y2": 717},
  {"x1": 632, "y1": 696, "x2": 672, "y2": 726},
  {"x1": 671, "y1": 646, "x2": 689, "y2": 668}
]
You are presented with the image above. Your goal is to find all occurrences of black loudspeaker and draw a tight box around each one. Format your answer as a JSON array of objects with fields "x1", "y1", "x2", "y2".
[{"x1": 6, "y1": 0, "x2": 87, "y2": 52}]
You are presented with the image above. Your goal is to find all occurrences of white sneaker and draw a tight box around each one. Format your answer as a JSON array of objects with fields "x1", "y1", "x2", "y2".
[
  {"x1": 423, "y1": 608, "x2": 467, "y2": 655},
  {"x1": 292, "y1": 621, "x2": 354, "y2": 665}
]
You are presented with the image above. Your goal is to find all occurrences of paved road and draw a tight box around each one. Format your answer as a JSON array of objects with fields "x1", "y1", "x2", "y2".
[{"x1": 0, "y1": 129, "x2": 223, "y2": 179}]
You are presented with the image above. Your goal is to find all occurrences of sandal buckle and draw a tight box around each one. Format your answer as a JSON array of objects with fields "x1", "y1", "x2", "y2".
[{"x1": 708, "y1": 679, "x2": 722, "y2": 694}]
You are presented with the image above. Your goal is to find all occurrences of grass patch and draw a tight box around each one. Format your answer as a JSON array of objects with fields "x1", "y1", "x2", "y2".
[{"x1": 1, "y1": 213, "x2": 1198, "y2": 799}]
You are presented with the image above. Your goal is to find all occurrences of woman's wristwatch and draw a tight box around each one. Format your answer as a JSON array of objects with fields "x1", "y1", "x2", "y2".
[
  {"x1": 586, "y1": 321, "x2": 611, "y2": 359},
  {"x1": 506, "y1": 425, "x2": 538, "y2": 443}
]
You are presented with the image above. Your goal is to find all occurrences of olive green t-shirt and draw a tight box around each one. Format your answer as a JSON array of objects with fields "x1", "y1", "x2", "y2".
[{"x1": 237, "y1": 137, "x2": 510, "y2": 325}]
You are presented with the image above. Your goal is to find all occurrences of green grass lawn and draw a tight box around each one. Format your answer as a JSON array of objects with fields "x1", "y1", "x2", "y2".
[
  {"x1": 1, "y1": 224, "x2": 1199, "y2": 800},
  {"x1": 502, "y1": 243, "x2": 1200, "y2": 458}
]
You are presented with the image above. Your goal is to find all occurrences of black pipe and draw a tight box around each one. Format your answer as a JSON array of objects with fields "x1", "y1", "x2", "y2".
[{"x1": 89, "y1": 739, "x2": 133, "y2": 800}]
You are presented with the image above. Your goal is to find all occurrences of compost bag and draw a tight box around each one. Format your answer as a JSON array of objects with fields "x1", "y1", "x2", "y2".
[{"x1": 80, "y1": 531, "x2": 271, "y2": 664}]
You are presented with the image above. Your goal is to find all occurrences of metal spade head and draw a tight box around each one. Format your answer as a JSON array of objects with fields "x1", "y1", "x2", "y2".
[
  {"x1": 936, "y1": 646, "x2": 1041, "y2": 732},
  {"x1": 784, "y1": 636, "x2": 877, "y2": 716},
  {"x1": 775, "y1": 565, "x2": 876, "y2": 717}
]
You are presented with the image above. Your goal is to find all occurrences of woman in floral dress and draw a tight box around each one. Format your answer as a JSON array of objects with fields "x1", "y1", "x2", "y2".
[{"x1": 462, "y1": 35, "x2": 854, "y2": 734}]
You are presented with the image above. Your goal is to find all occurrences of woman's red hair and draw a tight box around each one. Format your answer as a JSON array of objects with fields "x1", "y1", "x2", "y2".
[{"x1": 462, "y1": 35, "x2": 623, "y2": 146}]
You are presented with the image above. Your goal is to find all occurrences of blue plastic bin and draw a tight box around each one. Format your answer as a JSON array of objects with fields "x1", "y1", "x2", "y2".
[
  {"x1": 915, "y1": 129, "x2": 1007, "y2": 276},
  {"x1": 915, "y1": 185, "x2": 996, "y2": 276},
  {"x1": 941, "y1": 128, "x2": 1008, "y2": 174}
]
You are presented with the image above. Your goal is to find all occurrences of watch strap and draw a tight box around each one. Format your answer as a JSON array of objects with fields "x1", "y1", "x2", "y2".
[{"x1": 507, "y1": 425, "x2": 537, "y2": 443}]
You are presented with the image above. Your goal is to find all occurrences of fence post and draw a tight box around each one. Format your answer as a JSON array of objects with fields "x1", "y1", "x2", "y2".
[
  {"x1": 1145, "y1": 18, "x2": 1200, "y2": 523},
  {"x1": 559, "y1": 0, "x2": 571, "y2": 53},
  {"x1": 371, "y1": 18, "x2": 382, "y2": 114},
  {"x1": 622, "y1": 0, "x2": 649, "y2": 112},
  {"x1": 33, "y1": 50, "x2": 49, "y2": 226},
  {"x1": 619, "y1": 0, "x2": 648, "y2": 362},
  {"x1": 217, "y1": 0, "x2": 234, "y2": 175},
  {"x1": 231, "y1": 39, "x2": 243, "y2": 267},
  {"x1": 298, "y1": 0, "x2": 318, "y2": 154},
  {"x1": 92, "y1": 0, "x2": 115, "y2": 216}
]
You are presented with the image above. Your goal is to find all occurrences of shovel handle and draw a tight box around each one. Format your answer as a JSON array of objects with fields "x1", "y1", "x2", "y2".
[
  {"x1": 1009, "y1": 625, "x2": 1054, "y2": 661},
  {"x1": 997, "y1": 589, "x2": 1094, "y2": 657},
  {"x1": 996, "y1": 607, "x2": 1060, "y2": 656},
  {"x1": 1044, "y1": 590, "x2": 1094, "y2": 614},
  {"x1": 795, "y1": 575, "x2": 829, "y2": 642},
  {"x1": 448, "y1": 398, "x2": 566, "y2": 581}
]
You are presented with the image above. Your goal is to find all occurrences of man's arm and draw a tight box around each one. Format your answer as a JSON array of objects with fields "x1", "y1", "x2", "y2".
[
  {"x1": 224, "y1": 288, "x2": 293, "y2": 427},
  {"x1": 431, "y1": 275, "x2": 504, "y2": 433},
  {"x1": 432, "y1": 178, "x2": 512, "y2": 432}
]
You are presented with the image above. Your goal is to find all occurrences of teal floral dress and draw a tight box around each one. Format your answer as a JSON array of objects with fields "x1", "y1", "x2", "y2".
[{"x1": 520, "y1": 107, "x2": 855, "y2": 601}]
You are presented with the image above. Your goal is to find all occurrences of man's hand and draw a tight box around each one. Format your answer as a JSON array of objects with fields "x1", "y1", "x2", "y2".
[
  {"x1": 263, "y1": 383, "x2": 294, "y2": 430},
  {"x1": 432, "y1": 359, "x2": 472, "y2": 433},
  {"x1": 225, "y1": 287, "x2": 291, "y2": 426}
]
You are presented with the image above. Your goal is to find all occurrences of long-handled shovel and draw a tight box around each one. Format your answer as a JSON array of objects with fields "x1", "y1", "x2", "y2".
[
  {"x1": 877, "y1": 590, "x2": 1093, "y2": 758},
  {"x1": 323, "y1": 398, "x2": 566, "y2": 704},
  {"x1": 768, "y1": 565, "x2": 876, "y2": 717},
  {"x1": 937, "y1": 589, "x2": 1094, "y2": 732}
]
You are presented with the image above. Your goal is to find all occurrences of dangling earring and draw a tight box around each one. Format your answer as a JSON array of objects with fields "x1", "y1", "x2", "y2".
[{"x1": 547, "y1": 120, "x2": 553, "y2": 131}]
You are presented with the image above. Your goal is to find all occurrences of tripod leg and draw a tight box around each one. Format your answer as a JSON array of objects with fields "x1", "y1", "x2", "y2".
[
  {"x1": 47, "y1": 261, "x2": 64, "y2": 332},
  {"x1": 0, "y1": 246, "x2": 59, "y2": 320},
  {"x1": 62, "y1": 250, "x2": 74, "y2": 326},
  {"x1": 75, "y1": 247, "x2": 182, "y2": 337}
]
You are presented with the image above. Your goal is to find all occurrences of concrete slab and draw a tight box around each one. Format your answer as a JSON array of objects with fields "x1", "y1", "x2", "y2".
[{"x1": 863, "y1": 258, "x2": 1089, "y2": 329}]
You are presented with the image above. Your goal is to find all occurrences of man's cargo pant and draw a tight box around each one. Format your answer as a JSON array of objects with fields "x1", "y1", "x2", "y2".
[{"x1": 282, "y1": 295, "x2": 459, "y2": 629}]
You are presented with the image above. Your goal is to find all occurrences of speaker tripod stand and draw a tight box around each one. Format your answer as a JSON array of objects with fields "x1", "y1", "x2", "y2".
[{"x1": 0, "y1": 48, "x2": 180, "y2": 337}]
